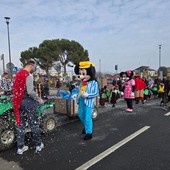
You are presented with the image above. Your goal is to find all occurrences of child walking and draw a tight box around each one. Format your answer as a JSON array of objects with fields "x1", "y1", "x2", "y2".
[{"x1": 110, "y1": 84, "x2": 120, "y2": 107}]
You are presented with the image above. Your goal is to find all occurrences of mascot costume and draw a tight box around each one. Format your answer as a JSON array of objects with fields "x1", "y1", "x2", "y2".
[
  {"x1": 74, "y1": 61, "x2": 99, "y2": 140},
  {"x1": 120, "y1": 70, "x2": 135, "y2": 112}
]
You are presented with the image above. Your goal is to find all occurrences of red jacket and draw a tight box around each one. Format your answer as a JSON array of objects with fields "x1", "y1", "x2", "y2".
[
  {"x1": 135, "y1": 77, "x2": 146, "y2": 91},
  {"x1": 12, "y1": 70, "x2": 29, "y2": 125}
]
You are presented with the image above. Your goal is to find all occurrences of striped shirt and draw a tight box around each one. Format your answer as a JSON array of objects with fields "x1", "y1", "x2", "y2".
[{"x1": 78, "y1": 80, "x2": 99, "y2": 108}]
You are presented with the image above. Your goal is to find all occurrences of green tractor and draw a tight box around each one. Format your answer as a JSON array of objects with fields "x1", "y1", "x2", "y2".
[{"x1": 0, "y1": 95, "x2": 57, "y2": 151}]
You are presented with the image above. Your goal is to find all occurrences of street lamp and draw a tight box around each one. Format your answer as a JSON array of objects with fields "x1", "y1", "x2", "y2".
[
  {"x1": 4, "y1": 16, "x2": 12, "y2": 74},
  {"x1": 158, "y1": 44, "x2": 162, "y2": 79},
  {"x1": 159, "y1": 44, "x2": 161, "y2": 69}
]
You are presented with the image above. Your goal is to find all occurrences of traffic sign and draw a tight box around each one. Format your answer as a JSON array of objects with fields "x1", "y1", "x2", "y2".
[
  {"x1": 115, "y1": 65, "x2": 118, "y2": 71},
  {"x1": 6, "y1": 62, "x2": 14, "y2": 70},
  {"x1": 140, "y1": 68, "x2": 143, "y2": 73},
  {"x1": 12, "y1": 66, "x2": 18, "y2": 73}
]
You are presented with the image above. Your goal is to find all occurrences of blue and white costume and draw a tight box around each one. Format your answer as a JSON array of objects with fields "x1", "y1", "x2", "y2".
[
  {"x1": 78, "y1": 80, "x2": 98, "y2": 134},
  {"x1": 74, "y1": 61, "x2": 99, "y2": 140}
]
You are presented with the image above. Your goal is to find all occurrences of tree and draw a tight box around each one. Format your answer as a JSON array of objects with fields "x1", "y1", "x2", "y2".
[
  {"x1": 20, "y1": 47, "x2": 39, "y2": 66},
  {"x1": 53, "y1": 62, "x2": 62, "y2": 76},
  {"x1": 38, "y1": 40, "x2": 59, "y2": 76},
  {"x1": 69, "y1": 40, "x2": 89, "y2": 64},
  {"x1": 53, "y1": 39, "x2": 89, "y2": 74},
  {"x1": 20, "y1": 39, "x2": 89, "y2": 75}
]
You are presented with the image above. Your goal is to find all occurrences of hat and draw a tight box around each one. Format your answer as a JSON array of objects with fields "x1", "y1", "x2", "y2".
[
  {"x1": 79, "y1": 61, "x2": 95, "y2": 68},
  {"x1": 115, "y1": 84, "x2": 119, "y2": 88},
  {"x1": 126, "y1": 70, "x2": 133, "y2": 77}
]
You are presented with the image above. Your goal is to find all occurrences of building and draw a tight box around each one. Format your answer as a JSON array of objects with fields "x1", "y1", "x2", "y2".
[
  {"x1": 133, "y1": 66, "x2": 156, "y2": 78},
  {"x1": 167, "y1": 67, "x2": 170, "y2": 79}
]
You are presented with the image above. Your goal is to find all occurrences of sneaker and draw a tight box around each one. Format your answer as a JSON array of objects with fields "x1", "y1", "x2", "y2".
[
  {"x1": 35, "y1": 143, "x2": 44, "y2": 153},
  {"x1": 17, "y1": 145, "x2": 29, "y2": 155},
  {"x1": 162, "y1": 106, "x2": 168, "y2": 111},
  {"x1": 126, "y1": 108, "x2": 133, "y2": 112}
]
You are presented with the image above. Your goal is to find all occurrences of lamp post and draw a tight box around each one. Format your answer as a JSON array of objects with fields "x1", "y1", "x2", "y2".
[
  {"x1": 159, "y1": 45, "x2": 161, "y2": 69},
  {"x1": 4, "y1": 17, "x2": 12, "y2": 74},
  {"x1": 158, "y1": 44, "x2": 163, "y2": 79}
]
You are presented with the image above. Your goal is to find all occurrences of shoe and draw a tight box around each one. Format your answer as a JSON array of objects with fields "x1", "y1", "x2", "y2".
[
  {"x1": 35, "y1": 143, "x2": 44, "y2": 153},
  {"x1": 135, "y1": 101, "x2": 139, "y2": 104},
  {"x1": 82, "y1": 128, "x2": 85, "y2": 134},
  {"x1": 17, "y1": 145, "x2": 29, "y2": 155},
  {"x1": 112, "y1": 104, "x2": 115, "y2": 107},
  {"x1": 142, "y1": 100, "x2": 145, "y2": 104},
  {"x1": 126, "y1": 108, "x2": 133, "y2": 112},
  {"x1": 162, "y1": 106, "x2": 168, "y2": 111},
  {"x1": 84, "y1": 134, "x2": 92, "y2": 140}
]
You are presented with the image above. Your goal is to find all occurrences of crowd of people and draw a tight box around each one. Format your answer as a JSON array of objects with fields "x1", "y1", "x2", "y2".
[
  {"x1": 0, "y1": 72, "x2": 13, "y2": 95},
  {"x1": 1, "y1": 67, "x2": 170, "y2": 154},
  {"x1": 99, "y1": 73, "x2": 170, "y2": 111}
]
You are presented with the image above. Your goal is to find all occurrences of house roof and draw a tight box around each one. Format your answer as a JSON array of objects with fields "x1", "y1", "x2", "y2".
[{"x1": 133, "y1": 66, "x2": 156, "y2": 71}]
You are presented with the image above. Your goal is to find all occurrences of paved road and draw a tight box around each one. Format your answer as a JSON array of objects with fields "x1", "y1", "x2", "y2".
[{"x1": 0, "y1": 99, "x2": 170, "y2": 170}]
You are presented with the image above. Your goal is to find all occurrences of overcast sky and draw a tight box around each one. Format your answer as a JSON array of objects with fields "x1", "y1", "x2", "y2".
[{"x1": 0, "y1": 0, "x2": 170, "y2": 73}]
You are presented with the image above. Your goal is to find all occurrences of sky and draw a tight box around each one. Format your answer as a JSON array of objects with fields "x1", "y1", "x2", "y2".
[{"x1": 0, "y1": 0, "x2": 170, "y2": 74}]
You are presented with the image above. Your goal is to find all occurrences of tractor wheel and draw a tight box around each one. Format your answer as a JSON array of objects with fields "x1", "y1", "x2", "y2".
[
  {"x1": 0, "y1": 124, "x2": 16, "y2": 151},
  {"x1": 41, "y1": 115, "x2": 57, "y2": 134},
  {"x1": 92, "y1": 106, "x2": 98, "y2": 120}
]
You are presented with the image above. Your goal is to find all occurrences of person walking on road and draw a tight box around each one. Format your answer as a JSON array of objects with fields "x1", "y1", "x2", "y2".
[
  {"x1": 99, "y1": 86, "x2": 107, "y2": 107},
  {"x1": 12, "y1": 60, "x2": 44, "y2": 155},
  {"x1": 110, "y1": 84, "x2": 120, "y2": 107},
  {"x1": 158, "y1": 83, "x2": 165, "y2": 106},
  {"x1": 134, "y1": 74, "x2": 146, "y2": 104},
  {"x1": 120, "y1": 70, "x2": 135, "y2": 112}
]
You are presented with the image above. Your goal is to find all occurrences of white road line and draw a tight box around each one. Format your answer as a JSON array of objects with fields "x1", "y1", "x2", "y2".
[
  {"x1": 165, "y1": 112, "x2": 170, "y2": 116},
  {"x1": 76, "y1": 126, "x2": 151, "y2": 170}
]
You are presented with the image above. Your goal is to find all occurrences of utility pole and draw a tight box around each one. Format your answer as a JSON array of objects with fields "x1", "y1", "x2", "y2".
[
  {"x1": 158, "y1": 45, "x2": 162, "y2": 79},
  {"x1": 4, "y1": 17, "x2": 12, "y2": 74},
  {"x1": 159, "y1": 45, "x2": 161, "y2": 69}
]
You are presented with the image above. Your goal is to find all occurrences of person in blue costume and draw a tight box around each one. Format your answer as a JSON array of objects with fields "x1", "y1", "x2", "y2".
[{"x1": 74, "y1": 61, "x2": 99, "y2": 140}]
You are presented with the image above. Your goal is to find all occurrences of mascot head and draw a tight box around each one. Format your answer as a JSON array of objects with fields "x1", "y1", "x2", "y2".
[
  {"x1": 74, "y1": 61, "x2": 96, "y2": 82},
  {"x1": 120, "y1": 70, "x2": 134, "y2": 79}
]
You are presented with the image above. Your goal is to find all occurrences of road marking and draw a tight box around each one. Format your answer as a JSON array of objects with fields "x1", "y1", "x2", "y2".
[
  {"x1": 76, "y1": 126, "x2": 150, "y2": 170},
  {"x1": 165, "y1": 112, "x2": 170, "y2": 116}
]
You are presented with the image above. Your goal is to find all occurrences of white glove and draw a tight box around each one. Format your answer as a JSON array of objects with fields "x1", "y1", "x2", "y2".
[
  {"x1": 82, "y1": 92, "x2": 89, "y2": 98},
  {"x1": 121, "y1": 92, "x2": 124, "y2": 96},
  {"x1": 130, "y1": 92, "x2": 134, "y2": 97}
]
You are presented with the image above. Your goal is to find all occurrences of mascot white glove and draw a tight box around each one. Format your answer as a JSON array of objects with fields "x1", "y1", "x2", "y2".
[
  {"x1": 130, "y1": 92, "x2": 134, "y2": 97},
  {"x1": 82, "y1": 92, "x2": 89, "y2": 98},
  {"x1": 121, "y1": 92, "x2": 124, "y2": 96}
]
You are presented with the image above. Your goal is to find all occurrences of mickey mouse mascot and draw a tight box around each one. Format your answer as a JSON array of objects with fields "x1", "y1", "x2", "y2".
[
  {"x1": 74, "y1": 61, "x2": 99, "y2": 140},
  {"x1": 120, "y1": 70, "x2": 135, "y2": 112}
]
